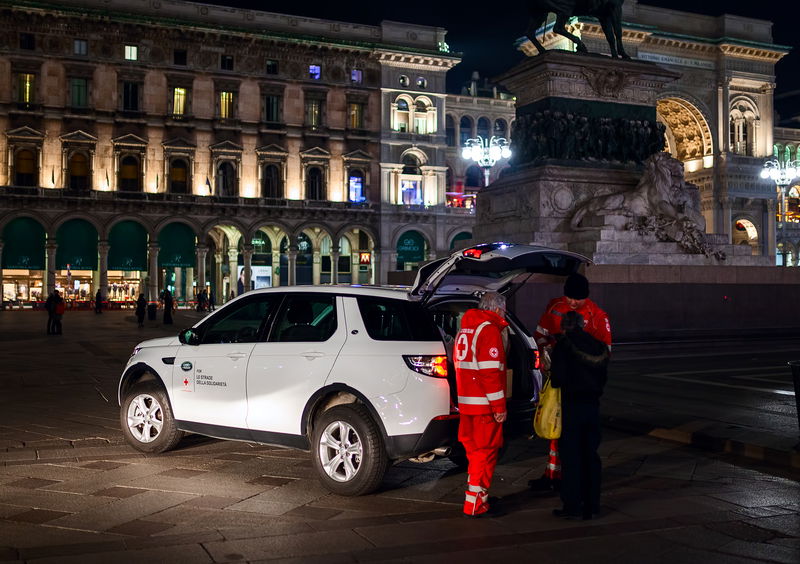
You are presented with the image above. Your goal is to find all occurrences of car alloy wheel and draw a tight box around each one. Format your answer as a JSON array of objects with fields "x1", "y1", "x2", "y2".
[
  {"x1": 126, "y1": 393, "x2": 164, "y2": 443},
  {"x1": 318, "y1": 420, "x2": 363, "y2": 482}
]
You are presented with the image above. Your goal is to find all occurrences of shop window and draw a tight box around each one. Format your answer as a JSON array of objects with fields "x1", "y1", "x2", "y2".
[
  {"x1": 17, "y1": 73, "x2": 35, "y2": 105},
  {"x1": 124, "y1": 45, "x2": 138, "y2": 61},
  {"x1": 68, "y1": 153, "x2": 89, "y2": 190},
  {"x1": 306, "y1": 166, "x2": 324, "y2": 200},
  {"x1": 348, "y1": 169, "x2": 365, "y2": 202},
  {"x1": 216, "y1": 161, "x2": 237, "y2": 197},
  {"x1": 14, "y1": 149, "x2": 37, "y2": 187},
  {"x1": 264, "y1": 94, "x2": 282, "y2": 123},
  {"x1": 122, "y1": 81, "x2": 139, "y2": 111},
  {"x1": 70, "y1": 78, "x2": 88, "y2": 108},
  {"x1": 351, "y1": 69, "x2": 363, "y2": 84},
  {"x1": 219, "y1": 91, "x2": 235, "y2": 119},
  {"x1": 119, "y1": 155, "x2": 141, "y2": 191},
  {"x1": 266, "y1": 59, "x2": 279, "y2": 75},
  {"x1": 20, "y1": 33, "x2": 35, "y2": 50},
  {"x1": 309, "y1": 64, "x2": 321, "y2": 80},
  {"x1": 73, "y1": 39, "x2": 87, "y2": 56},
  {"x1": 348, "y1": 102, "x2": 364, "y2": 129},
  {"x1": 305, "y1": 98, "x2": 323, "y2": 128},
  {"x1": 169, "y1": 159, "x2": 188, "y2": 194},
  {"x1": 173, "y1": 49, "x2": 187, "y2": 66},
  {"x1": 262, "y1": 164, "x2": 282, "y2": 198},
  {"x1": 172, "y1": 87, "x2": 187, "y2": 116},
  {"x1": 220, "y1": 55, "x2": 234, "y2": 71}
]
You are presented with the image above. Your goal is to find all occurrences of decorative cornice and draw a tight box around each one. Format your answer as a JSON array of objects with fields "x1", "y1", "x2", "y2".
[{"x1": 374, "y1": 51, "x2": 459, "y2": 70}]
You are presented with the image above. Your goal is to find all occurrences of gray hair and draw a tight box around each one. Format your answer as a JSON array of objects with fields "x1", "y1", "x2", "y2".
[{"x1": 479, "y1": 291, "x2": 506, "y2": 313}]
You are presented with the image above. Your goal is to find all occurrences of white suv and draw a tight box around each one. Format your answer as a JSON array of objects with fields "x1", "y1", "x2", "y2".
[{"x1": 118, "y1": 243, "x2": 588, "y2": 495}]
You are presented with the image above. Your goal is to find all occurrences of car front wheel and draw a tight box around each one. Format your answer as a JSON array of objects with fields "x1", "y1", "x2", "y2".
[
  {"x1": 311, "y1": 404, "x2": 388, "y2": 496},
  {"x1": 120, "y1": 381, "x2": 184, "y2": 453}
]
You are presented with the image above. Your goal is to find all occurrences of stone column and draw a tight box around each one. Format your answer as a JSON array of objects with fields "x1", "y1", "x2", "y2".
[
  {"x1": 242, "y1": 244, "x2": 253, "y2": 292},
  {"x1": 46, "y1": 241, "x2": 58, "y2": 295},
  {"x1": 312, "y1": 249, "x2": 321, "y2": 285},
  {"x1": 766, "y1": 199, "x2": 777, "y2": 259},
  {"x1": 186, "y1": 267, "x2": 194, "y2": 302},
  {"x1": 271, "y1": 250, "x2": 281, "y2": 287},
  {"x1": 370, "y1": 250, "x2": 377, "y2": 285},
  {"x1": 148, "y1": 242, "x2": 159, "y2": 301},
  {"x1": 214, "y1": 251, "x2": 223, "y2": 302},
  {"x1": 174, "y1": 267, "x2": 182, "y2": 300},
  {"x1": 331, "y1": 247, "x2": 340, "y2": 284},
  {"x1": 227, "y1": 248, "x2": 238, "y2": 297},
  {"x1": 97, "y1": 240, "x2": 110, "y2": 298},
  {"x1": 287, "y1": 246, "x2": 297, "y2": 286},
  {"x1": 195, "y1": 244, "x2": 208, "y2": 292}
]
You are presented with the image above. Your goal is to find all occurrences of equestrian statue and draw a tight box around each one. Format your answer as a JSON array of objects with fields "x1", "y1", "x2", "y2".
[{"x1": 525, "y1": 0, "x2": 630, "y2": 59}]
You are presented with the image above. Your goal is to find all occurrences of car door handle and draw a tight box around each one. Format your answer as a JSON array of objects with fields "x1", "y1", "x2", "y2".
[
  {"x1": 226, "y1": 352, "x2": 248, "y2": 360},
  {"x1": 302, "y1": 351, "x2": 325, "y2": 359}
]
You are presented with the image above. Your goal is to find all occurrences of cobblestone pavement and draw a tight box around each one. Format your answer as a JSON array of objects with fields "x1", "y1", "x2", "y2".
[{"x1": 0, "y1": 310, "x2": 798, "y2": 563}]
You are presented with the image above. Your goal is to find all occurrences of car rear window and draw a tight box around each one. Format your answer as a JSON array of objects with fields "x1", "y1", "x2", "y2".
[{"x1": 356, "y1": 297, "x2": 442, "y2": 342}]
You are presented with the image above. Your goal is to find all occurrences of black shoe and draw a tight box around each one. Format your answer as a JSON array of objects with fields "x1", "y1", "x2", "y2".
[{"x1": 552, "y1": 508, "x2": 582, "y2": 520}]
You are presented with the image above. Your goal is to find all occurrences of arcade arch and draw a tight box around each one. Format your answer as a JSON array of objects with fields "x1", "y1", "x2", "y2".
[{"x1": 656, "y1": 97, "x2": 713, "y2": 170}]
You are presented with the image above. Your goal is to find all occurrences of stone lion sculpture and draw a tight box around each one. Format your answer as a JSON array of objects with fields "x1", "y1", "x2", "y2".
[{"x1": 570, "y1": 152, "x2": 722, "y2": 258}]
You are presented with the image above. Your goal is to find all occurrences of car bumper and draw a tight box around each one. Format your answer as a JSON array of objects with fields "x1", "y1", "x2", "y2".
[{"x1": 384, "y1": 415, "x2": 460, "y2": 460}]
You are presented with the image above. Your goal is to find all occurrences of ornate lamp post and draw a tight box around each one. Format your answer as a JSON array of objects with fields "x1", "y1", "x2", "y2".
[
  {"x1": 760, "y1": 158, "x2": 800, "y2": 223},
  {"x1": 461, "y1": 136, "x2": 512, "y2": 188}
]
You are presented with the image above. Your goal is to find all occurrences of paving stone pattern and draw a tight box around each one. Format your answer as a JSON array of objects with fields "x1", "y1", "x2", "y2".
[{"x1": 0, "y1": 311, "x2": 798, "y2": 562}]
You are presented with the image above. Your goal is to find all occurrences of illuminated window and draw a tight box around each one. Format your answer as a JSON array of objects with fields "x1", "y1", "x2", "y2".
[
  {"x1": 219, "y1": 91, "x2": 235, "y2": 119},
  {"x1": 73, "y1": 39, "x2": 88, "y2": 56},
  {"x1": 17, "y1": 73, "x2": 35, "y2": 104},
  {"x1": 394, "y1": 98, "x2": 409, "y2": 132},
  {"x1": 220, "y1": 55, "x2": 234, "y2": 71},
  {"x1": 305, "y1": 98, "x2": 322, "y2": 128},
  {"x1": 351, "y1": 69, "x2": 363, "y2": 84},
  {"x1": 124, "y1": 45, "x2": 138, "y2": 61},
  {"x1": 266, "y1": 59, "x2": 279, "y2": 75},
  {"x1": 172, "y1": 87, "x2": 186, "y2": 116},
  {"x1": 309, "y1": 64, "x2": 321, "y2": 80},
  {"x1": 348, "y1": 102, "x2": 364, "y2": 129},
  {"x1": 122, "y1": 82, "x2": 139, "y2": 111},
  {"x1": 119, "y1": 155, "x2": 140, "y2": 191},
  {"x1": 348, "y1": 170, "x2": 365, "y2": 202},
  {"x1": 264, "y1": 94, "x2": 282, "y2": 123},
  {"x1": 414, "y1": 101, "x2": 428, "y2": 134},
  {"x1": 401, "y1": 180, "x2": 421, "y2": 205},
  {"x1": 70, "y1": 78, "x2": 88, "y2": 108},
  {"x1": 173, "y1": 49, "x2": 187, "y2": 66}
]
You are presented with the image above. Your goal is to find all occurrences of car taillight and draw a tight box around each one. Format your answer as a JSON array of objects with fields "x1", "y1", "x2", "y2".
[
  {"x1": 533, "y1": 349, "x2": 540, "y2": 370},
  {"x1": 462, "y1": 248, "x2": 483, "y2": 258},
  {"x1": 403, "y1": 355, "x2": 449, "y2": 378}
]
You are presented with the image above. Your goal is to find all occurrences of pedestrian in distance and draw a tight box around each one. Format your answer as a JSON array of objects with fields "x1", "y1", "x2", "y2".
[
  {"x1": 44, "y1": 291, "x2": 55, "y2": 335},
  {"x1": 208, "y1": 288, "x2": 215, "y2": 311},
  {"x1": 52, "y1": 290, "x2": 65, "y2": 335},
  {"x1": 530, "y1": 272, "x2": 611, "y2": 493},
  {"x1": 549, "y1": 311, "x2": 609, "y2": 520},
  {"x1": 135, "y1": 294, "x2": 147, "y2": 328},
  {"x1": 94, "y1": 289, "x2": 103, "y2": 314},
  {"x1": 229, "y1": 290, "x2": 235, "y2": 302},
  {"x1": 163, "y1": 289, "x2": 174, "y2": 325},
  {"x1": 455, "y1": 291, "x2": 509, "y2": 518}
]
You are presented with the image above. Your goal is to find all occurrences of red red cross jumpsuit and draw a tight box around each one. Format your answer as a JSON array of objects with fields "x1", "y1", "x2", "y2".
[
  {"x1": 535, "y1": 296, "x2": 612, "y2": 480},
  {"x1": 455, "y1": 308, "x2": 509, "y2": 516}
]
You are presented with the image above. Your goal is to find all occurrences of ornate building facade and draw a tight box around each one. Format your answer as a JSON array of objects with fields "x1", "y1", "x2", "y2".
[{"x1": 0, "y1": 0, "x2": 467, "y2": 305}]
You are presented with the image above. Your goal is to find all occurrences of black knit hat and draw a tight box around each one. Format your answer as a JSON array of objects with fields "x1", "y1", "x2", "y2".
[{"x1": 564, "y1": 273, "x2": 589, "y2": 300}]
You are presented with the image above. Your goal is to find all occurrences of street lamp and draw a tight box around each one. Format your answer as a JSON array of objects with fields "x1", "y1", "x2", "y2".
[
  {"x1": 760, "y1": 159, "x2": 800, "y2": 223},
  {"x1": 461, "y1": 136, "x2": 512, "y2": 188}
]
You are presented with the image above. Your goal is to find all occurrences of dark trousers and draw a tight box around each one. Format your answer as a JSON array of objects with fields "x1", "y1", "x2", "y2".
[
  {"x1": 52, "y1": 314, "x2": 63, "y2": 335},
  {"x1": 559, "y1": 402, "x2": 601, "y2": 515}
]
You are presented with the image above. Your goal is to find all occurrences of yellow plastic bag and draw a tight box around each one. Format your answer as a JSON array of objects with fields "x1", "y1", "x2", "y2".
[{"x1": 533, "y1": 378, "x2": 561, "y2": 439}]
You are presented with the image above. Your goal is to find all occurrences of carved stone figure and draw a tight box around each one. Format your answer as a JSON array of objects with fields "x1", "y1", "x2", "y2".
[
  {"x1": 569, "y1": 152, "x2": 723, "y2": 258},
  {"x1": 524, "y1": 0, "x2": 629, "y2": 59}
]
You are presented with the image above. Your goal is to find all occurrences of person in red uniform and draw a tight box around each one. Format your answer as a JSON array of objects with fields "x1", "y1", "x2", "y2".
[
  {"x1": 529, "y1": 272, "x2": 611, "y2": 492},
  {"x1": 455, "y1": 291, "x2": 509, "y2": 518}
]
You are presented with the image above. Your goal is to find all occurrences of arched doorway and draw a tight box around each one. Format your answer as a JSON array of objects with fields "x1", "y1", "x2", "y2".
[
  {"x1": 656, "y1": 98, "x2": 713, "y2": 166},
  {"x1": 396, "y1": 230, "x2": 427, "y2": 271},
  {"x1": 158, "y1": 222, "x2": 196, "y2": 302},
  {"x1": 450, "y1": 231, "x2": 472, "y2": 249},
  {"x1": 2, "y1": 217, "x2": 46, "y2": 302},
  {"x1": 108, "y1": 220, "x2": 148, "y2": 302},
  {"x1": 56, "y1": 218, "x2": 99, "y2": 302},
  {"x1": 296, "y1": 232, "x2": 313, "y2": 284}
]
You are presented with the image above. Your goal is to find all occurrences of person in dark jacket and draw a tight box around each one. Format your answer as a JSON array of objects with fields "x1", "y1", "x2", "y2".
[
  {"x1": 163, "y1": 290, "x2": 174, "y2": 325},
  {"x1": 550, "y1": 310, "x2": 609, "y2": 520},
  {"x1": 94, "y1": 289, "x2": 103, "y2": 314},
  {"x1": 45, "y1": 291, "x2": 55, "y2": 335},
  {"x1": 135, "y1": 294, "x2": 147, "y2": 327}
]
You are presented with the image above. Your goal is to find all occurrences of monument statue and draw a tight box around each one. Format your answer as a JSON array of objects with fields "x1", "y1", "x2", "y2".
[
  {"x1": 569, "y1": 152, "x2": 724, "y2": 259},
  {"x1": 525, "y1": 0, "x2": 629, "y2": 59}
]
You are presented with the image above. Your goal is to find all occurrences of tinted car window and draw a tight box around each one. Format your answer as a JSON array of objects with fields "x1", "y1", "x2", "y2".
[
  {"x1": 200, "y1": 296, "x2": 277, "y2": 344},
  {"x1": 272, "y1": 294, "x2": 337, "y2": 342},
  {"x1": 357, "y1": 297, "x2": 441, "y2": 341}
]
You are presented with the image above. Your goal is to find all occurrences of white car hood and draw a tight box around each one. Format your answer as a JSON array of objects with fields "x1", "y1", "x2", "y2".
[{"x1": 137, "y1": 336, "x2": 179, "y2": 348}]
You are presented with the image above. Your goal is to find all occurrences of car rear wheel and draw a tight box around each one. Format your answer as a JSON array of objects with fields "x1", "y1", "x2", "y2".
[
  {"x1": 311, "y1": 404, "x2": 388, "y2": 496},
  {"x1": 120, "y1": 381, "x2": 184, "y2": 453}
]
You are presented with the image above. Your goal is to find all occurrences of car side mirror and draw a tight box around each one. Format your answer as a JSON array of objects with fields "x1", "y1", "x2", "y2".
[{"x1": 179, "y1": 328, "x2": 200, "y2": 346}]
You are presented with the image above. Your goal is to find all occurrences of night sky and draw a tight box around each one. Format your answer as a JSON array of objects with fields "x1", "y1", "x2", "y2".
[{"x1": 206, "y1": 0, "x2": 799, "y2": 118}]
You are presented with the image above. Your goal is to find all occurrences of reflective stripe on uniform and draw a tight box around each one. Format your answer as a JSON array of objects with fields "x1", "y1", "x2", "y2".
[
  {"x1": 457, "y1": 360, "x2": 502, "y2": 370},
  {"x1": 547, "y1": 462, "x2": 561, "y2": 471},
  {"x1": 536, "y1": 325, "x2": 549, "y2": 336},
  {"x1": 458, "y1": 395, "x2": 490, "y2": 405},
  {"x1": 467, "y1": 484, "x2": 484, "y2": 493},
  {"x1": 465, "y1": 493, "x2": 477, "y2": 503},
  {"x1": 486, "y1": 390, "x2": 504, "y2": 401}
]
